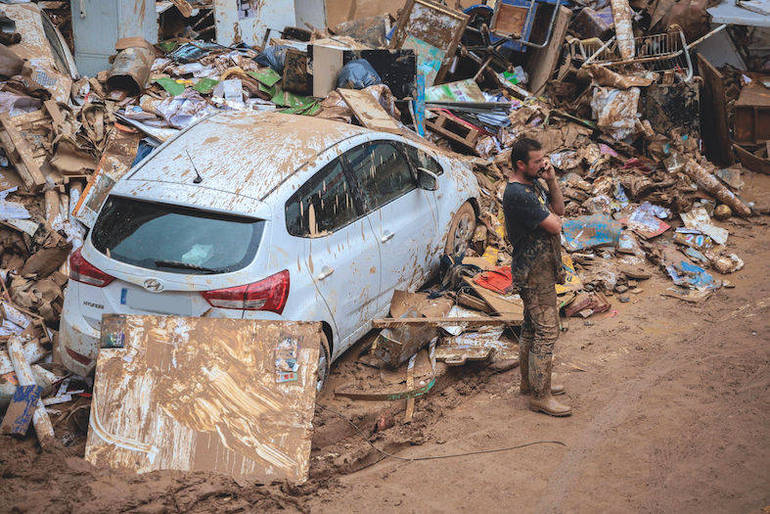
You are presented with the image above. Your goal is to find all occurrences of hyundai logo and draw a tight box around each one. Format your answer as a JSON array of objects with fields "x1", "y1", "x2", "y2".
[{"x1": 143, "y1": 278, "x2": 164, "y2": 292}]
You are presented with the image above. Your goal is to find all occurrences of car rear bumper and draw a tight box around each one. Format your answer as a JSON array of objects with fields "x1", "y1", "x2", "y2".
[{"x1": 60, "y1": 289, "x2": 99, "y2": 376}]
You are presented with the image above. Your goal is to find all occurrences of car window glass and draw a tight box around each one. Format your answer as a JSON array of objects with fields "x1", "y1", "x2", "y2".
[
  {"x1": 345, "y1": 142, "x2": 416, "y2": 210},
  {"x1": 286, "y1": 158, "x2": 358, "y2": 237},
  {"x1": 402, "y1": 144, "x2": 444, "y2": 176},
  {"x1": 92, "y1": 197, "x2": 264, "y2": 275}
]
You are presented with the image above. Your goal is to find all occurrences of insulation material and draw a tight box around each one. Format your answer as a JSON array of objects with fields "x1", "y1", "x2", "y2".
[{"x1": 85, "y1": 316, "x2": 322, "y2": 483}]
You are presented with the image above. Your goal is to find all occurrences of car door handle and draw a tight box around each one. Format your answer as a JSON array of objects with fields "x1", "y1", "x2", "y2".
[
  {"x1": 381, "y1": 231, "x2": 395, "y2": 243},
  {"x1": 317, "y1": 266, "x2": 334, "y2": 280}
]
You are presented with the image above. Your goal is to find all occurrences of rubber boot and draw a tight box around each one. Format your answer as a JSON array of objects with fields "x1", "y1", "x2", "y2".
[
  {"x1": 519, "y1": 342, "x2": 565, "y2": 395},
  {"x1": 528, "y1": 353, "x2": 572, "y2": 417}
]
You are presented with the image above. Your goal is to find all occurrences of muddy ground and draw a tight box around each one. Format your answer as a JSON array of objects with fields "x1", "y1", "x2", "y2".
[{"x1": 2, "y1": 181, "x2": 770, "y2": 512}]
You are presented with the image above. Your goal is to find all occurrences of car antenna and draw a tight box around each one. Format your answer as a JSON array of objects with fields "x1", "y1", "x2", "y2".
[{"x1": 186, "y1": 150, "x2": 204, "y2": 184}]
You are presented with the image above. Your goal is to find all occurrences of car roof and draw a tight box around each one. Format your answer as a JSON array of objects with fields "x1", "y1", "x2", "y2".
[{"x1": 126, "y1": 110, "x2": 370, "y2": 200}]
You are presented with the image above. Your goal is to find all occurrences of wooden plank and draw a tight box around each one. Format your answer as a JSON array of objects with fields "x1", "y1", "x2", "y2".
[
  {"x1": 698, "y1": 53, "x2": 733, "y2": 166},
  {"x1": 404, "y1": 354, "x2": 416, "y2": 421},
  {"x1": 464, "y1": 278, "x2": 525, "y2": 320},
  {"x1": 527, "y1": 6, "x2": 572, "y2": 96},
  {"x1": 1, "y1": 336, "x2": 54, "y2": 446},
  {"x1": 338, "y1": 88, "x2": 401, "y2": 133},
  {"x1": 0, "y1": 114, "x2": 47, "y2": 191},
  {"x1": 85, "y1": 316, "x2": 322, "y2": 483},
  {"x1": 0, "y1": 384, "x2": 42, "y2": 435},
  {"x1": 373, "y1": 315, "x2": 521, "y2": 327}
]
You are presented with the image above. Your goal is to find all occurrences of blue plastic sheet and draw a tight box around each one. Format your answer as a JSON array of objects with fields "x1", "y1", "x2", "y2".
[{"x1": 561, "y1": 214, "x2": 622, "y2": 251}]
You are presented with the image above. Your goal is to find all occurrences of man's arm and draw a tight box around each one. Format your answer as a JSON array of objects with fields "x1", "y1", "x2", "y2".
[
  {"x1": 541, "y1": 161, "x2": 565, "y2": 216},
  {"x1": 539, "y1": 213, "x2": 562, "y2": 234}
]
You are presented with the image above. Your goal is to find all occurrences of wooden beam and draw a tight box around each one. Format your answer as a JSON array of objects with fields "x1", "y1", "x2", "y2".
[{"x1": 373, "y1": 315, "x2": 521, "y2": 328}]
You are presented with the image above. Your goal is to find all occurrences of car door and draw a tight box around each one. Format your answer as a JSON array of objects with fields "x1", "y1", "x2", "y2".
[
  {"x1": 285, "y1": 156, "x2": 381, "y2": 352},
  {"x1": 342, "y1": 141, "x2": 439, "y2": 309}
]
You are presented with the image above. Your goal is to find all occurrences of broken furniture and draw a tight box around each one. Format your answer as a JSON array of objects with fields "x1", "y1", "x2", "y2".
[
  {"x1": 733, "y1": 84, "x2": 770, "y2": 144},
  {"x1": 389, "y1": 0, "x2": 469, "y2": 86}
]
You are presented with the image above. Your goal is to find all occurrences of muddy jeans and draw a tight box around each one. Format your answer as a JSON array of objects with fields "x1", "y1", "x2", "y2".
[{"x1": 517, "y1": 258, "x2": 559, "y2": 389}]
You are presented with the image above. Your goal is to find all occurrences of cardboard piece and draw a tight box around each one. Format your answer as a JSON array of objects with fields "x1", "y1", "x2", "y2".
[
  {"x1": 338, "y1": 88, "x2": 401, "y2": 133},
  {"x1": 85, "y1": 316, "x2": 321, "y2": 483},
  {"x1": 312, "y1": 44, "x2": 345, "y2": 98}
]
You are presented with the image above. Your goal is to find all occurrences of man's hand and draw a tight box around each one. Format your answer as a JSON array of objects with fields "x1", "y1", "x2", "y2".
[{"x1": 540, "y1": 159, "x2": 556, "y2": 182}]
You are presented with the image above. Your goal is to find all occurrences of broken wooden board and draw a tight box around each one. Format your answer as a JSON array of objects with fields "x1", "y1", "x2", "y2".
[
  {"x1": 373, "y1": 315, "x2": 521, "y2": 328},
  {"x1": 0, "y1": 384, "x2": 41, "y2": 435},
  {"x1": 464, "y1": 278, "x2": 524, "y2": 321},
  {"x1": 0, "y1": 111, "x2": 48, "y2": 191},
  {"x1": 85, "y1": 316, "x2": 321, "y2": 483},
  {"x1": 734, "y1": 84, "x2": 770, "y2": 144},
  {"x1": 338, "y1": 88, "x2": 401, "y2": 134}
]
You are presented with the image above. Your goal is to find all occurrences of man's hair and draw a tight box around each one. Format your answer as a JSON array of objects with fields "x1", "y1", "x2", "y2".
[{"x1": 510, "y1": 137, "x2": 542, "y2": 169}]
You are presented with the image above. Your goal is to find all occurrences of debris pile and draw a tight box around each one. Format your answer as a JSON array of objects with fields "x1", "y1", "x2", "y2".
[{"x1": 0, "y1": 0, "x2": 766, "y2": 460}]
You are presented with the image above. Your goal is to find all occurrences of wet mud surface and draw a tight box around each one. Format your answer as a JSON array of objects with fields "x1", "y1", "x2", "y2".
[{"x1": 2, "y1": 218, "x2": 769, "y2": 513}]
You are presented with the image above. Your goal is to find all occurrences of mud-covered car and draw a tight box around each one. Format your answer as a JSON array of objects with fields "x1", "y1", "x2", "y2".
[{"x1": 60, "y1": 111, "x2": 480, "y2": 388}]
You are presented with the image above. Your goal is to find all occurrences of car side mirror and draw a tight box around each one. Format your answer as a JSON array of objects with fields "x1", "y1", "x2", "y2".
[{"x1": 417, "y1": 167, "x2": 438, "y2": 191}]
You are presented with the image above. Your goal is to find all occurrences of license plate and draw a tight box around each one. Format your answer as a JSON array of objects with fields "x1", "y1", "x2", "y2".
[{"x1": 124, "y1": 287, "x2": 193, "y2": 315}]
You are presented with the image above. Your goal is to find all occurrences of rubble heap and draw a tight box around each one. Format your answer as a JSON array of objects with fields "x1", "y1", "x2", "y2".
[{"x1": 0, "y1": 0, "x2": 767, "y2": 451}]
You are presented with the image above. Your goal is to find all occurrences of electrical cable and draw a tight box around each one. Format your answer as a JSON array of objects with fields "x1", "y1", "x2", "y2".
[{"x1": 317, "y1": 404, "x2": 566, "y2": 462}]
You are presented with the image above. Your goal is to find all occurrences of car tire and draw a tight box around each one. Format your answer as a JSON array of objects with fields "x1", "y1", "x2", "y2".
[
  {"x1": 444, "y1": 201, "x2": 477, "y2": 257},
  {"x1": 317, "y1": 331, "x2": 331, "y2": 392}
]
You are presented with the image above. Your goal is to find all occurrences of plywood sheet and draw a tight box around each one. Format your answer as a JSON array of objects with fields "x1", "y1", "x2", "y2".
[
  {"x1": 338, "y1": 88, "x2": 401, "y2": 133},
  {"x1": 85, "y1": 316, "x2": 321, "y2": 483}
]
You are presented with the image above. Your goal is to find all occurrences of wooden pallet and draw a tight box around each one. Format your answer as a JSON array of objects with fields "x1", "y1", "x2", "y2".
[{"x1": 425, "y1": 112, "x2": 481, "y2": 153}]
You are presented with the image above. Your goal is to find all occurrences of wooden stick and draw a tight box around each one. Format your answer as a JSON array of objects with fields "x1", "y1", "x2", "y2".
[
  {"x1": 7, "y1": 336, "x2": 55, "y2": 448},
  {"x1": 373, "y1": 316, "x2": 522, "y2": 328}
]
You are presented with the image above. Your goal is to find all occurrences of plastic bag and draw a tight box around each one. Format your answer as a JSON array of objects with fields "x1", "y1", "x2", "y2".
[
  {"x1": 254, "y1": 45, "x2": 289, "y2": 74},
  {"x1": 336, "y1": 59, "x2": 381, "y2": 90}
]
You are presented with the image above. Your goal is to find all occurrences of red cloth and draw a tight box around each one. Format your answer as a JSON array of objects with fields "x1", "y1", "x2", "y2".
[{"x1": 472, "y1": 266, "x2": 512, "y2": 295}]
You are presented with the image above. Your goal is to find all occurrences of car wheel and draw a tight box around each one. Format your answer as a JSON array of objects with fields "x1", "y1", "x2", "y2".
[
  {"x1": 317, "y1": 331, "x2": 331, "y2": 392},
  {"x1": 444, "y1": 201, "x2": 477, "y2": 256}
]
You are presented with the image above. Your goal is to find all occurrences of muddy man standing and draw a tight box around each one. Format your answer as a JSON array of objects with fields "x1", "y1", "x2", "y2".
[{"x1": 503, "y1": 137, "x2": 571, "y2": 417}]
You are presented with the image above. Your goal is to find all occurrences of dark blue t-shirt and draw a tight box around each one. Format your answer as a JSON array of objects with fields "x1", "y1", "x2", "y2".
[{"x1": 503, "y1": 180, "x2": 555, "y2": 284}]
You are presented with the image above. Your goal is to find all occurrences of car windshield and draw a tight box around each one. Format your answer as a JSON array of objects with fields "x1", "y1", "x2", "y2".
[{"x1": 92, "y1": 196, "x2": 264, "y2": 275}]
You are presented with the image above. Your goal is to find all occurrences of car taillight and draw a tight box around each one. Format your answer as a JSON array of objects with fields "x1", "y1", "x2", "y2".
[
  {"x1": 69, "y1": 247, "x2": 115, "y2": 287},
  {"x1": 201, "y1": 270, "x2": 290, "y2": 314}
]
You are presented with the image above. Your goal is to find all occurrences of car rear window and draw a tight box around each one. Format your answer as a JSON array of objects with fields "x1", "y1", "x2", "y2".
[{"x1": 92, "y1": 196, "x2": 264, "y2": 275}]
